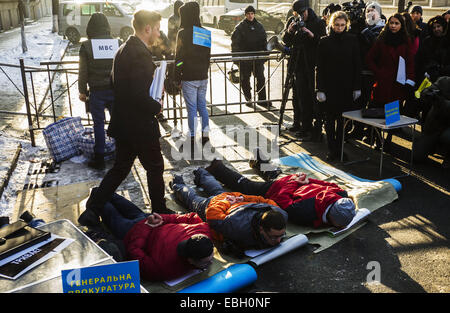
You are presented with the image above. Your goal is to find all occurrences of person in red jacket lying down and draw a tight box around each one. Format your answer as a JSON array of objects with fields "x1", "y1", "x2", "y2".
[
  {"x1": 80, "y1": 191, "x2": 214, "y2": 281},
  {"x1": 203, "y1": 159, "x2": 356, "y2": 229}
]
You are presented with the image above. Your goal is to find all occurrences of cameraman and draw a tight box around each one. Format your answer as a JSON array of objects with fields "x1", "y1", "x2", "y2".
[
  {"x1": 282, "y1": 0, "x2": 326, "y2": 140},
  {"x1": 347, "y1": 1, "x2": 386, "y2": 139}
]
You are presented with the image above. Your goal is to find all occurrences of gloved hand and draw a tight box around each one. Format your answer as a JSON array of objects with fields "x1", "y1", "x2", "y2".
[
  {"x1": 353, "y1": 90, "x2": 362, "y2": 101},
  {"x1": 316, "y1": 92, "x2": 326, "y2": 102}
]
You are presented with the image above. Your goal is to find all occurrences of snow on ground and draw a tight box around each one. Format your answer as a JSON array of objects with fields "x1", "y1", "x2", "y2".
[{"x1": 0, "y1": 23, "x2": 68, "y2": 92}]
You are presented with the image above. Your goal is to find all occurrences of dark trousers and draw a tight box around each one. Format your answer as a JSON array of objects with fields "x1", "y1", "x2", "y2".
[
  {"x1": 171, "y1": 168, "x2": 226, "y2": 221},
  {"x1": 294, "y1": 68, "x2": 314, "y2": 132},
  {"x1": 413, "y1": 127, "x2": 450, "y2": 162},
  {"x1": 99, "y1": 192, "x2": 149, "y2": 240},
  {"x1": 89, "y1": 89, "x2": 113, "y2": 155},
  {"x1": 240, "y1": 61, "x2": 267, "y2": 101},
  {"x1": 207, "y1": 161, "x2": 273, "y2": 196},
  {"x1": 89, "y1": 137, "x2": 166, "y2": 212},
  {"x1": 325, "y1": 111, "x2": 344, "y2": 156}
]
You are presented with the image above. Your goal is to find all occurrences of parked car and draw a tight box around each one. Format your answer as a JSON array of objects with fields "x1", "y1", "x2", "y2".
[
  {"x1": 218, "y1": 8, "x2": 285, "y2": 36},
  {"x1": 58, "y1": 1, "x2": 134, "y2": 44}
]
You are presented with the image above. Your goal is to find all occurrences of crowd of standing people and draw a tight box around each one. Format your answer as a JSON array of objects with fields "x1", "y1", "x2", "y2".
[{"x1": 75, "y1": 0, "x2": 449, "y2": 282}]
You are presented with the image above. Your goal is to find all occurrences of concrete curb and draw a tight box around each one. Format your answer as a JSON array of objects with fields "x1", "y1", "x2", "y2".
[{"x1": 0, "y1": 141, "x2": 21, "y2": 200}]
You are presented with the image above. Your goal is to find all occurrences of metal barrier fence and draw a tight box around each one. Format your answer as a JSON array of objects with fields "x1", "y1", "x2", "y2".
[{"x1": 2, "y1": 51, "x2": 292, "y2": 146}]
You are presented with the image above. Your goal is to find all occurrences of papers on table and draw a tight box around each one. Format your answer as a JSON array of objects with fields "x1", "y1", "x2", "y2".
[
  {"x1": 396, "y1": 56, "x2": 406, "y2": 85},
  {"x1": 0, "y1": 235, "x2": 74, "y2": 280},
  {"x1": 149, "y1": 61, "x2": 167, "y2": 102},
  {"x1": 327, "y1": 208, "x2": 371, "y2": 237}
]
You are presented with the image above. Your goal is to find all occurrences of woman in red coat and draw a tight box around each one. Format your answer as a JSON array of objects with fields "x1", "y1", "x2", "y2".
[{"x1": 366, "y1": 13, "x2": 416, "y2": 148}]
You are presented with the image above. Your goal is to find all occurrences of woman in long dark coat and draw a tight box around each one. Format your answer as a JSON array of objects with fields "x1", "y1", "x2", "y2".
[
  {"x1": 366, "y1": 13, "x2": 415, "y2": 109},
  {"x1": 365, "y1": 13, "x2": 415, "y2": 149},
  {"x1": 316, "y1": 11, "x2": 362, "y2": 161}
]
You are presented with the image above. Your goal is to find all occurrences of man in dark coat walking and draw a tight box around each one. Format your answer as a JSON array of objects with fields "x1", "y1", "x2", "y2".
[
  {"x1": 231, "y1": 5, "x2": 271, "y2": 107},
  {"x1": 282, "y1": 0, "x2": 326, "y2": 140},
  {"x1": 79, "y1": 10, "x2": 174, "y2": 227}
]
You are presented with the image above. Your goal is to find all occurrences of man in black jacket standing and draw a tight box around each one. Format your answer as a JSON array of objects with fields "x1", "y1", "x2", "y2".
[
  {"x1": 282, "y1": 0, "x2": 326, "y2": 140},
  {"x1": 231, "y1": 5, "x2": 271, "y2": 108},
  {"x1": 80, "y1": 10, "x2": 174, "y2": 227}
]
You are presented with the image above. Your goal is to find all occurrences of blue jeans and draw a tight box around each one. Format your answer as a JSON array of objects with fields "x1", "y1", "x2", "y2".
[
  {"x1": 172, "y1": 168, "x2": 225, "y2": 221},
  {"x1": 181, "y1": 80, "x2": 209, "y2": 137},
  {"x1": 89, "y1": 89, "x2": 114, "y2": 155},
  {"x1": 98, "y1": 192, "x2": 149, "y2": 240}
]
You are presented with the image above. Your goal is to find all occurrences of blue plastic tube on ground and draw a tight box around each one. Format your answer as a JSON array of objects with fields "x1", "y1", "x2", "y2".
[{"x1": 177, "y1": 264, "x2": 257, "y2": 293}]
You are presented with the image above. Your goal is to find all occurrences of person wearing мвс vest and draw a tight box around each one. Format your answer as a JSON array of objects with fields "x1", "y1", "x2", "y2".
[
  {"x1": 78, "y1": 13, "x2": 121, "y2": 170},
  {"x1": 80, "y1": 10, "x2": 175, "y2": 229}
]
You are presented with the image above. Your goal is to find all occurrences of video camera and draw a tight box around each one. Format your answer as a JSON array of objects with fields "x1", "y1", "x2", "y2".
[
  {"x1": 342, "y1": 0, "x2": 366, "y2": 23},
  {"x1": 290, "y1": 16, "x2": 306, "y2": 32}
]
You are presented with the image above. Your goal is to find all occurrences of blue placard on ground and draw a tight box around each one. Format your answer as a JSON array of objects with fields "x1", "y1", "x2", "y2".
[
  {"x1": 61, "y1": 260, "x2": 140, "y2": 293},
  {"x1": 385, "y1": 100, "x2": 400, "y2": 125},
  {"x1": 193, "y1": 26, "x2": 211, "y2": 48}
]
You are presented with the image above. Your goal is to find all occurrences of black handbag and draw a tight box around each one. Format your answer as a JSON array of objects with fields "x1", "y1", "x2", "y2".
[
  {"x1": 0, "y1": 220, "x2": 51, "y2": 262},
  {"x1": 361, "y1": 108, "x2": 385, "y2": 119}
]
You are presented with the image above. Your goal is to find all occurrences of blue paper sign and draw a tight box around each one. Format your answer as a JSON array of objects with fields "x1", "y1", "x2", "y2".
[
  {"x1": 385, "y1": 100, "x2": 400, "y2": 125},
  {"x1": 61, "y1": 260, "x2": 140, "y2": 293},
  {"x1": 193, "y1": 26, "x2": 211, "y2": 48}
]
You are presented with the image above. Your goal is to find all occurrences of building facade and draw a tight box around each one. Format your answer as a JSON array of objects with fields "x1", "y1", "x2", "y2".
[{"x1": 0, "y1": 0, "x2": 52, "y2": 31}]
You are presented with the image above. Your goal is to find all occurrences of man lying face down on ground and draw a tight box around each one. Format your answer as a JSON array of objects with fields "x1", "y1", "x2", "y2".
[
  {"x1": 78, "y1": 191, "x2": 214, "y2": 281},
  {"x1": 204, "y1": 159, "x2": 357, "y2": 230},
  {"x1": 169, "y1": 170, "x2": 288, "y2": 258}
]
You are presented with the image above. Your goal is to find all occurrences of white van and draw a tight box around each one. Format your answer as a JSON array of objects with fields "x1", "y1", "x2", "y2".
[
  {"x1": 199, "y1": 0, "x2": 257, "y2": 27},
  {"x1": 58, "y1": 1, "x2": 135, "y2": 44}
]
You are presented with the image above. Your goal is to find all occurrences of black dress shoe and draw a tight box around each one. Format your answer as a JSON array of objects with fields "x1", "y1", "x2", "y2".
[
  {"x1": 78, "y1": 209, "x2": 101, "y2": 227},
  {"x1": 205, "y1": 158, "x2": 223, "y2": 174}
]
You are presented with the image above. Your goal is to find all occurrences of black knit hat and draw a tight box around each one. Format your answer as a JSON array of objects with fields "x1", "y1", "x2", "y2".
[
  {"x1": 293, "y1": 0, "x2": 309, "y2": 13},
  {"x1": 177, "y1": 234, "x2": 213, "y2": 259},
  {"x1": 245, "y1": 5, "x2": 255, "y2": 14},
  {"x1": 411, "y1": 5, "x2": 423, "y2": 15}
]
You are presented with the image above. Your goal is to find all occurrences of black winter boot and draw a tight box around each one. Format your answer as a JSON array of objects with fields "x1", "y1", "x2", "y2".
[{"x1": 88, "y1": 153, "x2": 105, "y2": 170}]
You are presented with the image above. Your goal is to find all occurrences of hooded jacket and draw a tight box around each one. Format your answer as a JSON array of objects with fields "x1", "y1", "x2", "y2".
[
  {"x1": 174, "y1": 1, "x2": 211, "y2": 82},
  {"x1": 205, "y1": 192, "x2": 287, "y2": 249},
  {"x1": 168, "y1": 0, "x2": 184, "y2": 50},
  {"x1": 124, "y1": 212, "x2": 212, "y2": 281},
  {"x1": 78, "y1": 13, "x2": 119, "y2": 94},
  {"x1": 265, "y1": 175, "x2": 348, "y2": 228}
]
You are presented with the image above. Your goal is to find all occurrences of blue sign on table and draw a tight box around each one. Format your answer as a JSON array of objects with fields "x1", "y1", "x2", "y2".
[
  {"x1": 193, "y1": 26, "x2": 211, "y2": 48},
  {"x1": 61, "y1": 260, "x2": 140, "y2": 293},
  {"x1": 384, "y1": 100, "x2": 400, "y2": 125}
]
